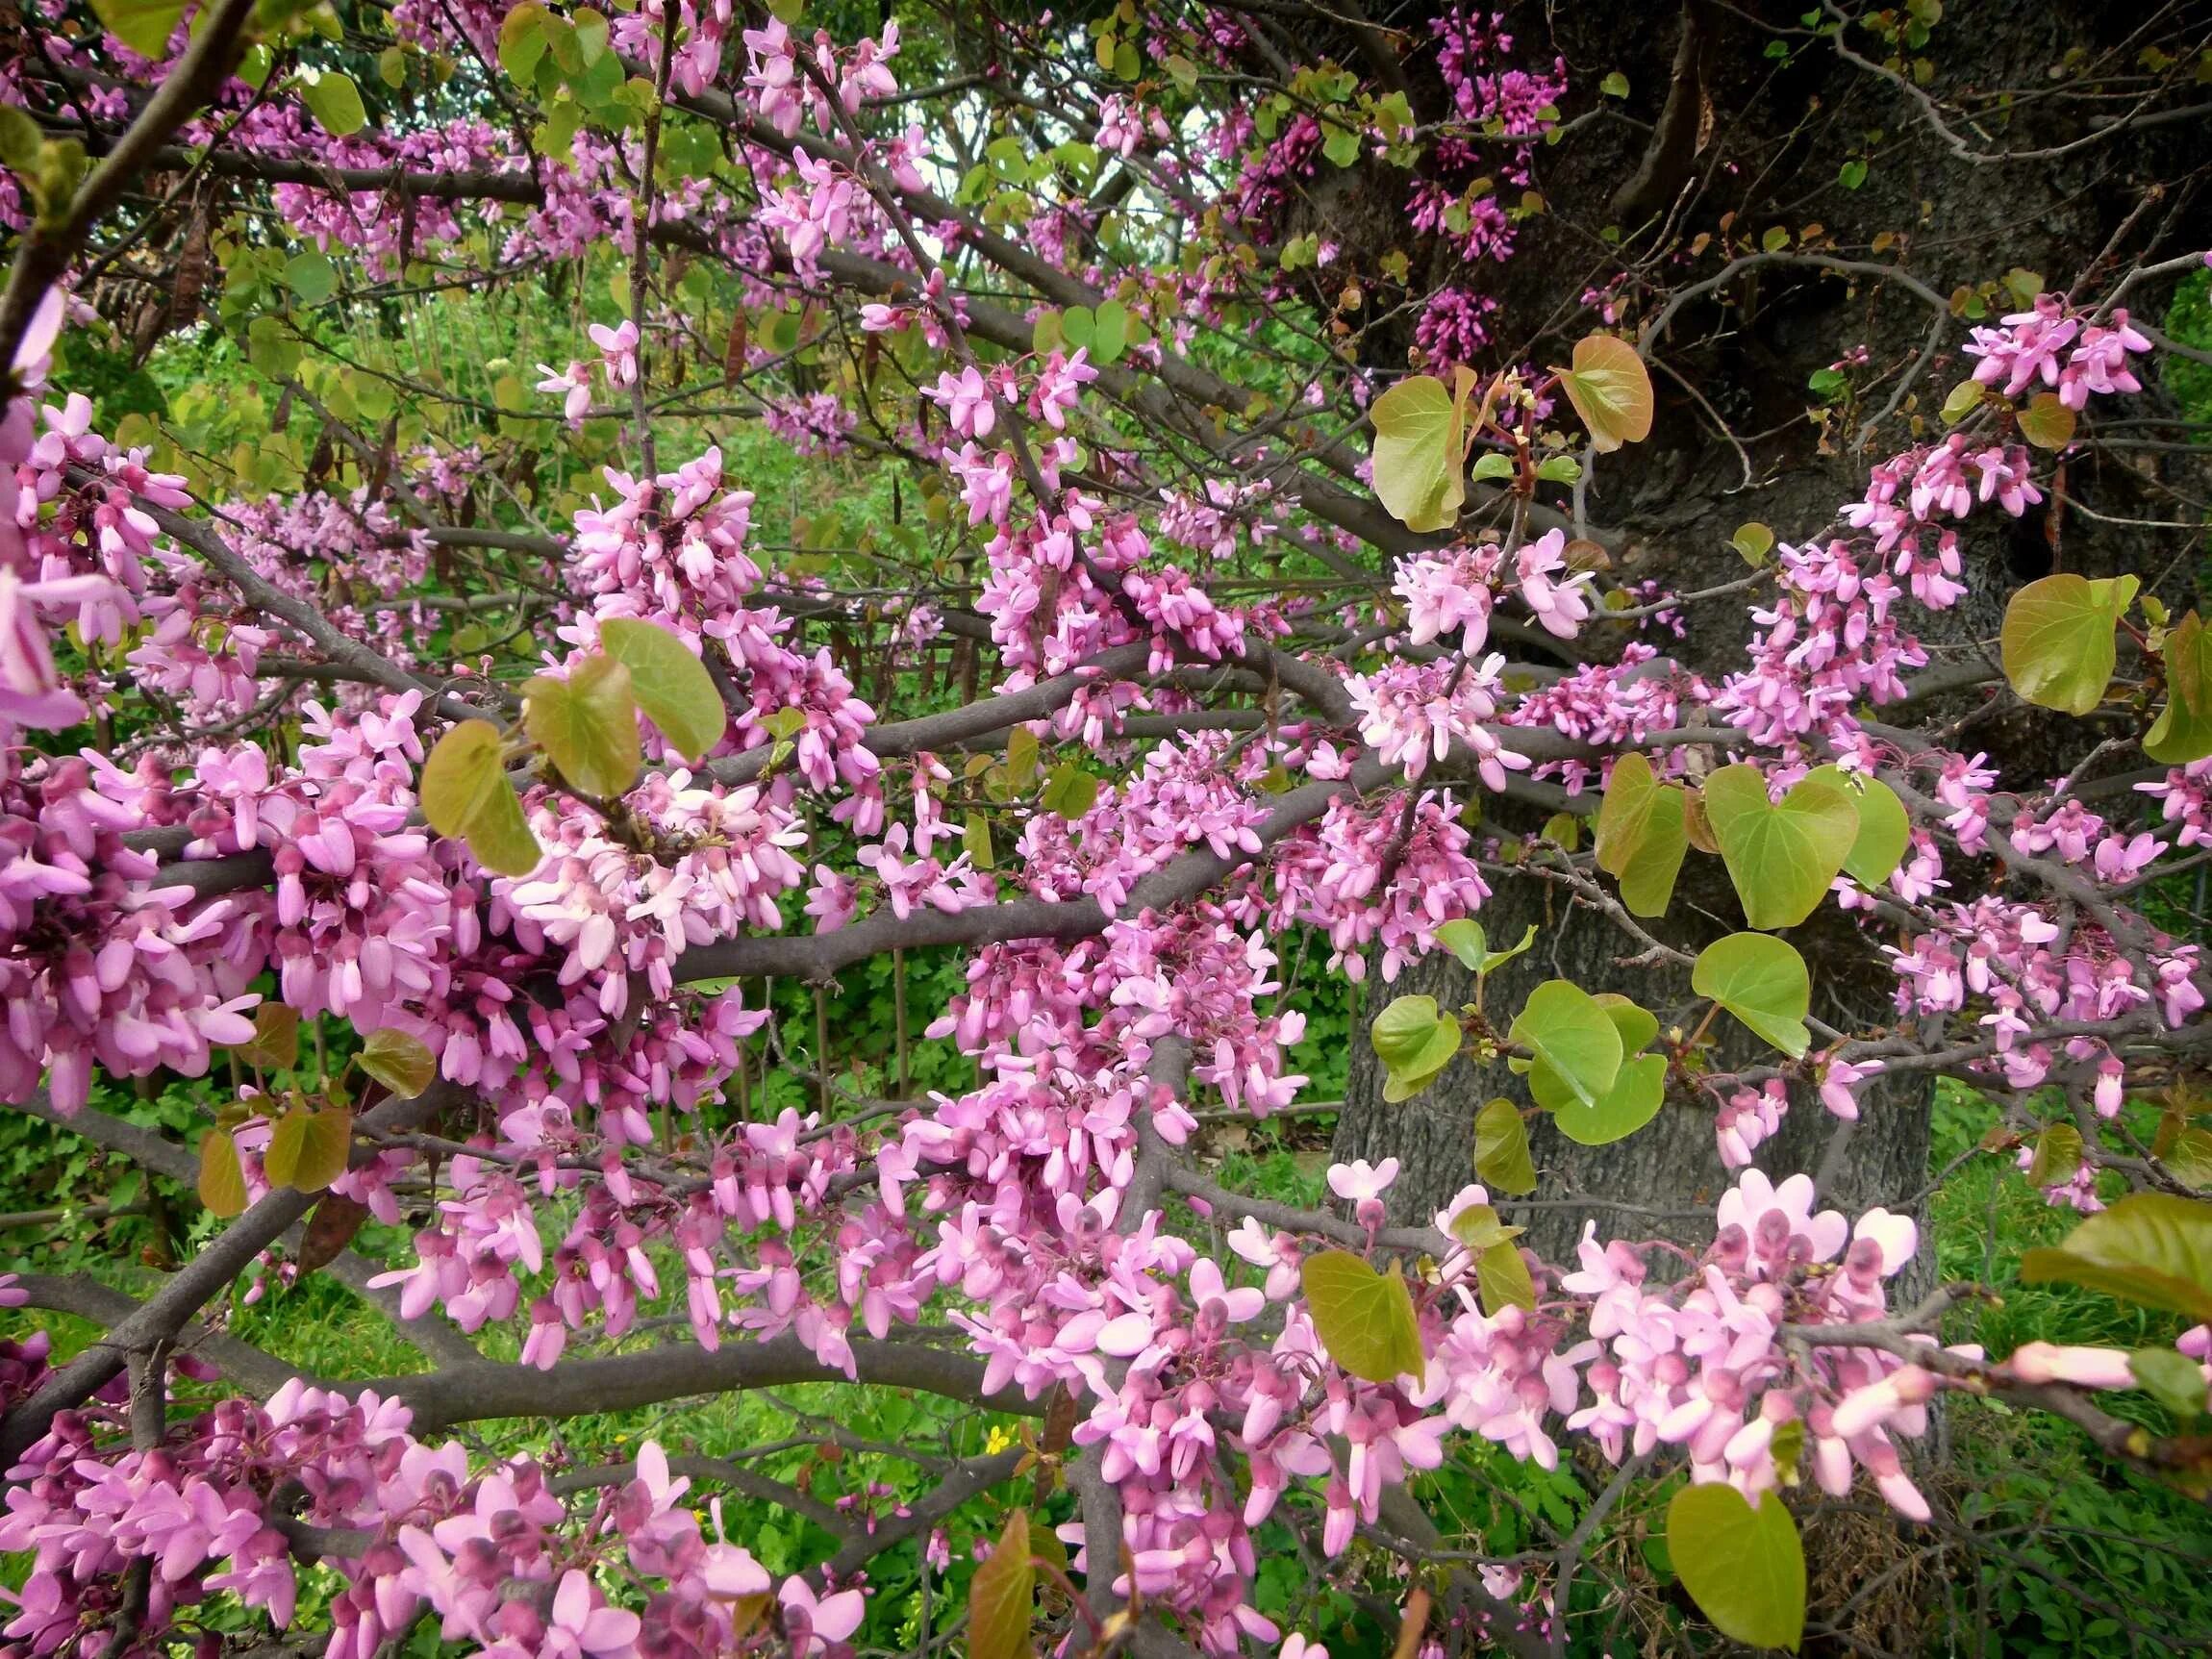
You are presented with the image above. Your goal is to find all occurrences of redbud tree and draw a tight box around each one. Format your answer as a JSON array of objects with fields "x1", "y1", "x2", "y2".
[{"x1": 0, "y1": 0, "x2": 2209, "y2": 1655}]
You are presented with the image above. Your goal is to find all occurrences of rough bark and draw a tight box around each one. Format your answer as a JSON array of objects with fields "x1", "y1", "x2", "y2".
[{"x1": 1332, "y1": 0, "x2": 2211, "y2": 1257}]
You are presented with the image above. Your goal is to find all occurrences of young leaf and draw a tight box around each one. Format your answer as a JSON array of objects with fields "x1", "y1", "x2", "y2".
[
  {"x1": 358, "y1": 1029, "x2": 438, "y2": 1098},
  {"x1": 90, "y1": 0, "x2": 187, "y2": 61},
  {"x1": 1596, "y1": 754, "x2": 1689, "y2": 917},
  {"x1": 1041, "y1": 764, "x2": 1100, "y2": 819},
  {"x1": 300, "y1": 71, "x2": 370, "y2": 138},
  {"x1": 1300, "y1": 1250, "x2": 1424, "y2": 1382},
  {"x1": 2129, "y1": 1346, "x2": 2210, "y2": 1420},
  {"x1": 2021, "y1": 1194, "x2": 2212, "y2": 1320},
  {"x1": 1825, "y1": 770, "x2": 1911, "y2": 888},
  {"x1": 199, "y1": 1128, "x2": 247, "y2": 1219},
  {"x1": 234, "y1": 1003, "x2": 300, "y2": 1072},
  {"x1": 2000, "y1": 573, "x2": 2137, "y2": 716},
  {"x1": 298, "y1": 1192, "x2": 372, "y2": 1275},
  {"x1": 1667, "y1": 1484, "x2": 1806, "y2": 1651},
  {"x1": 598, "y1": 617, "x2": 726, "y2": 760},
  {"x1": 2148, "y1": 610, "x2": 2212, "y2": 763},
  {"x1": 292, "y1": 1107, "x2": 353, "y2": 1193},
  {"x1": 968, "y1": 1509, "x2": 1037, "y2": 1659},
  {"x1": 1508, "y1": 980, "x2": 1623, "y2": 1109},
  {"x1": 2018, "y1": 391, "x2": 2076, "y2": 450},
  {"x1": 264, "y1": 1105, "x2": 310, "y2": 1187},
  {"x1": 1702, "y1": 764, "x2": 1857, "y2": 930},
  {"x1": 1731, "y1": 521, "x2": 1775, "y2": 565},
  {"x1": 1692, "y1": 933, "x2": 1813, "y2": 1058},
  {"x1": 1371, "y1": 995, "x2": 1445, "y2": 1069},
  {"x1": 1476, "y1": 1242, "x2": 1537, "y2": 1314},
  {"x1": 2025, "y1": 1122, "x2": 2086, "y2": 1188},
  {"x1": 525, "y1": 654, "x2": 641, "y2": 799},
  {"x1": 420, "y1": 720, "x2": 543, "y2": 876},
  {"x1": 1551, "y1": 334, "x2": 1653, "y2": 453},
  {"x1": 1475, "y1": 1097, "x2": 1537, "y2": 1194},
  {"x1": 1548, "y1": 1053, "x2": 1667, "y2": 1145},
  {"x1": 1369, "y1": 374, "x2": 1465, "y2": 533}
]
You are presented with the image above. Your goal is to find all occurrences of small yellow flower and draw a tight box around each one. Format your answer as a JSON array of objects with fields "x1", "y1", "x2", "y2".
[{"x1": 984, "y1": 1425, "x2": 1015, "y2": 1455}]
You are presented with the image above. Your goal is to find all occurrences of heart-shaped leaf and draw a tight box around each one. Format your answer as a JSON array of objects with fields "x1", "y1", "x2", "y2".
[
  {"x1": 1596, "y1": 753, "x2": 1689, "y2": 917},
  {"x1": 233, "y1": 1004, "x2": 300, "y2": 1072},
  {"x1": 300, "y1": 70, "x2": 369, "y2": 138},
  {"x1": 1551, "y1": 334, "x2": 1653, "y2": 453},
  {"x1": 420, "y1": 719, "x2": 543, "y2": 877},
  {"x1": 2018, "y1": 392, "x2": 2076, "y2": 450},
  {"x1": 1549, "y1": 1053, "x2": 1667, "y2": 1145},
  {"x1": 1702, "y1": 764, "x2": 1857, "y2": 930},
  {"x1": 598, "y1": 617, "x2": 726, "y2": 760},
  {"x1": 1302, "y1": 1250, "x2": 1424, "y2": 1382},
  {"x1": 1667, "y1": 1484, "x2": 1806, "y2": 1651},
  {"x1": 2021, "y1": 1194, "x2": 2212, "y2": 1320},
  {"x1": 2025, "y1": 1121, "x2": 2085, "y2": 1188},
  {"x1": 2149, "y1": 610, "x2": 2212, "y2": 763},
  {"x1": 968, "y1": 1508, "x2": 1037, "y2": 1659},
  {"x1": 1476, "y1": 1241, "x2": 1537, "y2": 1315},
  {"x1": 2000, "y1": 573, "x2": 2137, "y2": 716},
  {"x1": 1370, "y1": 374, "x2": 1465, "y2": 533},
  {"x1": 198, "y1": 1127, "x2": 247, "y2": 1218},
  {"x1": 1693, "y1": 933, "x2": 1813, "y2": 1058},
  {"x1": 357, "y1": 1029, "x2": 438, "y2": 1097},
  {"x1": 526, "y1": 653, "x2": 641, "y2": 799},
  {"x1": 1509, "y1": 980, "x2": 1622, "y2": 1109},
  {"x1": 91, "y1": 0, "x2": 187, "y2": 60},
  {"x1": 1475, "y1": 1097, "x2": 1536, "y2": 1194}
]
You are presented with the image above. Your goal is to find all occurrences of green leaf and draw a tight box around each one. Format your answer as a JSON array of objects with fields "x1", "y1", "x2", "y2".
[
  {"x1": 1369, "y1": 374, "x2": 1465, "y2": 533},
  {"x1": 1838, "y1": 158, "x2": 1869, "y2": 189},
  {"x1": 1732, "y1": 521, "x2": 1775, "y2": 565},
  {"x1": 300, "y1": 71, "x2": 369, "y2": 138},
  {"x1": 1940, "y1": 378, "x2": 1986, "y2": 423},
  {"x1": 1300, "y1": 1250, "x2": 1425, "y2": 1382},
  {"x1": 499, "y1": 1, "x2": 552, "y2": 82},
  {"x1": 2021, "y1": 1194, "x2": 2212, "y2": 1320},
  {"x1": 357, "y1": 1029, "x2": 438, "y2": 1098},
  {"x1": 525, "y1": 654, "x2": 641, "y2": 799},
  {"x1": 1667, "y1": 1484, "x2": 1806, "y2": 1651},
  {"x1": 1551, "y1": 334, "x2": 1653, "y2": 453},
  {"x1": 597, "y1": 618, "x2": 726, "y2": 761},
  {"x1": 284, "y1": 249, "x2": 338, "y2": 306},
  {"x1": 1321, "y1": 122, "x2": 1361, "y2": 167},
  {"x1": 1702, "y1": 764, "x2": 1857, "y2": 930},
  {"x1": 2128, "y1": 1347, "x2": 2210, "y2": 1420},
  {"x1": 963, "y1": 814, "x2": 994, "y2": 869},
  {"x1": 1508, "y1": 980, "x2": 1622, "y2": 1109},
  {"x1": 1692, "y1": 933, "x2": 1813, "y2": 1058},
  {"x1": 419, "y1": 720, "x2": 543, "y2": 876},
  {"x1": 1843, "y1": 776, "x2": 1910, "y2": 887},
  {"x1": 1042, "y1": 763, "x2": 1100, "y2": 819},
  {"x1": 1470, "y1": 451, "x2": 1515, "y2": 482},
  {"x1": 1090, "y1": 297, "x2": 1129, "y2": 365},
  {"x1": 2000, "y1": 573, "x2": 2137, "y2": 716},
  {"x1": 266, "y1": 1105, "x2": 349, "y2": 1192},
  {"x1": 1549, "y1": 1053, "x2": 1667, "y2": 1145},
  {"x1": 1596, "y1": 753, "x2": 1690, "y2": 917},
  {"x1": 199, "y1": 1128, "x2": 247, "y2": 1218},
  {"x1": 1475, "y1": 1097, "x2": 1537, "y2": 1194},
  {"x1": 2018, "y1": 391, "x2": 2076, "y2": 450},
  {"x1": 233, "y1": 1004, "x2": 300, "y2": 1072},
  {"x1": 90, "y1": 0, "x2": 186, "y2": 60},
  {"x1": 968, "y1": 1508, "x2": 1036, "y2": 1659},
  {"x1": 1476, "y1": 1241, "x2": 1537, "y2": 1314},
  {"x1": 2165, "y1": 1125, "x2": 2212, "y2": 1190},
  {"x1": 2148, "y1": 611, "x2": 2212, "y2": 763},
  {"x1": 1599, "y1": 69, "x2": 1630, "y2": 97},
  {"x1": 2025, "y1": 1121, "x2": 2085, "y2": 1188},
  {"x1": 1372, "y1": 995, "x2": 1445, "y2": 1069},
  {"x1": 1434, "y1": 917, "x2": 1537, "y2": 974}
]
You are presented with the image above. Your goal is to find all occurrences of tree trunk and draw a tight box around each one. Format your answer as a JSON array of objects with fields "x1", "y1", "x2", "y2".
[{"x1": 1332, "y1": 0, "x2": 2210, "y2": 1260}]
